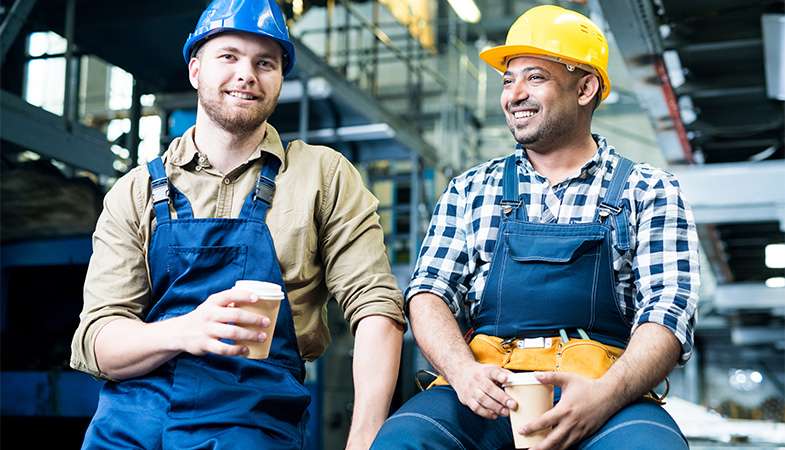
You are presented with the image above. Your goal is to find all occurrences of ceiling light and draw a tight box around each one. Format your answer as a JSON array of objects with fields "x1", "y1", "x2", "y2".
[
  {"x1": 447, "y1": 0, "x2": 481, "y2": 24},
  {"x1": 765, "y1": 277, "x2": 785, "y2": 288},
  {"x1": 765, "y1": 243, "x2": 785, "y2": 269}
]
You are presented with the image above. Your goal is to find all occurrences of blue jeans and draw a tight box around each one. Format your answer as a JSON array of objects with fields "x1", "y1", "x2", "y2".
[{"x1": 371, "y1": 386, "x2": 688, "y2": 450}]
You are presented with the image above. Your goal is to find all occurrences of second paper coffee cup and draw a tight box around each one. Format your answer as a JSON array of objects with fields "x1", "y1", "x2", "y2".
[{"x1": 233, "y1": 280, "x2": 284, "y2": 359}]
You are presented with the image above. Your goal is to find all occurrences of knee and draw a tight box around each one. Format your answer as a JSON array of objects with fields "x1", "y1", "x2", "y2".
[{"x1": 371, "y1": 412, "x2": 461, "y2": 450}]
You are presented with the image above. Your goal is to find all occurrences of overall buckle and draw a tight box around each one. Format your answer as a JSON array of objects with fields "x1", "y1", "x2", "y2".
[
  {"x1": 151, "y1": 178, "x2": 169, "y2": 204},
  {"x1": 598, "y1": 203, "x2": 622, "y2": 220},
  {"x1": 500, "y1": 200, "x2": 520, "y2": 216},
  {"x1": 254, "y1": 176, "x2": 276, "y2": 204}
]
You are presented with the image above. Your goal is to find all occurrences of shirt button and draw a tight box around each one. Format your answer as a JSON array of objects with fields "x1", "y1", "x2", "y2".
[
  {"x1": 195, "y1": 165, "x2": 203, "y2": 172},
  {"x1": 223, "y1": 178, "x2": 231, "y2": 185}
]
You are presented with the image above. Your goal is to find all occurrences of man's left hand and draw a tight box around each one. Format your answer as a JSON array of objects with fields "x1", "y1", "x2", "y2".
[{"x1": 518, "y1": 372, "x2": 620, "y2": 450}]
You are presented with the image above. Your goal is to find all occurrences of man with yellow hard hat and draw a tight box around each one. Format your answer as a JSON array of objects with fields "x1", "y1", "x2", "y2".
[{"x1": 371, "y1": 5, "x2": 697, "y2": 450}]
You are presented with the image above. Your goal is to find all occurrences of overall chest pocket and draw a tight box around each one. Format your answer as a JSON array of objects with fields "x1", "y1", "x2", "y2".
[
  {"x1": 166, "y1": 245, "x2": 248, "y2": 294},
  {"x1": 507, "y1": 233, "x2": 604, "y2": 264}
]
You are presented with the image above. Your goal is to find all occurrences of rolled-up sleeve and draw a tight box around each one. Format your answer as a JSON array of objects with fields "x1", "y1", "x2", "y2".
[
  {"x1": 318, "y1": 154, "x2": 405, "y2": 334},
  {"x1": 631, "y1": 172, "x2": 700, "y2": 364},
  {"x1": 405, "y1": 178, "x2": 471, "y2": 315},
  {"x1": 70, "y1": 168, "x2": 152, "y2": 378}
]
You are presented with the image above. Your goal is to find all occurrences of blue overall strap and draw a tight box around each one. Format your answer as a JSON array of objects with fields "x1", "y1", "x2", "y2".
[
  {"x1": 146, "y1": 157, "x2": 171, "y2": 223},
  {"x1": 501, "y1": 153, "x2": 526, "y2": 220},
  {"x1": 595, "y1": 156, "x2": 635, "y2": 251},
  {"x1": 249, "y1": 155, "x2": 282, "y2": 221}
]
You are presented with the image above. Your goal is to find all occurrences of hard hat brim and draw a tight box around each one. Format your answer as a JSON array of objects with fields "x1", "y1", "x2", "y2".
[{"x1": 480, "y1": 44, "x2": 611, "y2": 100}]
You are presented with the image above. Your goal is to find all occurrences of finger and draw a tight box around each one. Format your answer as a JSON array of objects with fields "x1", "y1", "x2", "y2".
[
  {"x1": 207, "y1": 288, "x2": 259, "y2": 306},
  {"x1": 475, "y1": 389, "x2": 505, "y2": 414},
  {"x1": 490, "y1": 366, "x2": 513, "y2": 385},
  {"x1": 467, "y1": 398, "x2": 498, "y2": 420},
  {"x1": 529, "y1": 420, "x2": 574, "y2": 450},
  {"x1": 522, "y1": 405, "x2": 562, "y2": 436},
  {"x1": 207, "y1": 322, "x2": 264, "y2": 341},
  {"x1": 535, "y1": 371, "x2": 568, "y2": 387},
  {"x1": 212, "y1": 307, "x2": 270, "y2": 327},
  {"x1": 479, "y1": 379, "x2": 515, "y2": 413},
  {"x1": 206, "y1": 339, "x2": 249, "y2": 356}
]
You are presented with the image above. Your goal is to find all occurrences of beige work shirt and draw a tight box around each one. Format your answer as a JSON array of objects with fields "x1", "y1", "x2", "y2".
[{"x1": 70, "y1": 123, "x2": 405, "y2": 379}]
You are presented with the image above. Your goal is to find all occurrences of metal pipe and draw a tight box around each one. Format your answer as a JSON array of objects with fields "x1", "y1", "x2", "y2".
[
  {"x1": 299, "y1": 75, "x2": 310, "y2": 142},
  {"x1": 63, "y1": 0, "x2": 78, "y2": 127},
  {"x1": 370, "y1": 0, "x2": 379, "y2": 96},
  {"x1": 342, "y1": 2, "x2": 350, "y2": 76},
  {"x1": 325, "y1": 0, "x2": 333, "y2": 64},
  {"x1": 0, "y1": 0, "x2": 38, "y2": 64},
  {"x1": 127, "y1": 80, "x2": 141, "y2": 169},
  {"x1": 409, "y1": 153, "x2": 420, "y2": 268}
]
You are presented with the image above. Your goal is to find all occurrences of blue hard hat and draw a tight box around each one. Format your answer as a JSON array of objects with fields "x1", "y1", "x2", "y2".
[{"x1": 183, "y1": 0, "x2": 296, "y2": 76}]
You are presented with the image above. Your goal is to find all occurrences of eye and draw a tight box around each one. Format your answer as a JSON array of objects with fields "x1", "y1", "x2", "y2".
[
  {"x1": 528, "y1": 73, "x2": 545, "y2": 81},
  {"x1": 502, "y1": 78, "x2": 513, "y2": 86},
  {"x1": 220, "y1": 54, "x2": 236, "y2": 61}
]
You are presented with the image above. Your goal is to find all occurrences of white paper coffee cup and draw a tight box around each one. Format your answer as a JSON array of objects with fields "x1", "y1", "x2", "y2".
[
  {"x1": 505, "y1": 372, "x2": 554, "y2": 449},
  {"x1": 233, "y1": 280, "x2": 284, "y2": 359}
]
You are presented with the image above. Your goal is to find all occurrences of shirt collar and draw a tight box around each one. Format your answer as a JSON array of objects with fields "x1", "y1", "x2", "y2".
[
  {"x1": 515, "y1": 133, "x2": 613, "y2": 180},
  {"x1": 167, "y1": 122, "x2": 287, "y2": 170}
]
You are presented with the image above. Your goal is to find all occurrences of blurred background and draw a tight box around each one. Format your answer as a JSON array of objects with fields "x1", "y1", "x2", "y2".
[{"x1": 0, "y1": 0, "x2": 783, "y2": 448}]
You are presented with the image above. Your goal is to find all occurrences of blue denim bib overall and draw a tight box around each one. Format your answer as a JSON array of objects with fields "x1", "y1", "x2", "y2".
[
  {"x1": 473, "y1": 154, "x2": 634, "y2": 347},
  {"x1": 372, "y1": 153, "x2": 687, "y2": 450},
  {"x1": 81, "y1": 156, "x2": 311, "y2": 449}
]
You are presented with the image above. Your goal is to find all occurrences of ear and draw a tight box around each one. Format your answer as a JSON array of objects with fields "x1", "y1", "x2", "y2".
[
  {"x1": 577, "y1": 74, "x2": 601, "y2": 107},
  {"x1": 188, "y1": 57, "x2": 200, "y2": 90}
]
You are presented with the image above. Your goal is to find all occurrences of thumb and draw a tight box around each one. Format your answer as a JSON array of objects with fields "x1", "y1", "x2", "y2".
[{"x1": 535, "y1": 371, "x2": 569, "y2": 386}]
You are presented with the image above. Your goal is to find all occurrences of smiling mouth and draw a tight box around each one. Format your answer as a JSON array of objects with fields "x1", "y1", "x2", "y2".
[
  {"x1": 226, "y1": 91, "x2": 258, "y2": 100},
  {"x1": 512, "y1": 110, "x2": 536, "y2": 119}
]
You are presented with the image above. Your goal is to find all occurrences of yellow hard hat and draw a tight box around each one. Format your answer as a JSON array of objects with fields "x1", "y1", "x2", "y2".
[{"x1": 480, "y1": 5, "x2": 611, "y2": 101}]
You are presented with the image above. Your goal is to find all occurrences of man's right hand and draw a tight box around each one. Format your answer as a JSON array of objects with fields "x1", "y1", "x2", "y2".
[
  {"x1": 448, "y1": 362, "x2": 517, "y2": 420},
  {"x1": 170, "y1": 288, "x2": 270, "y2": 357}
]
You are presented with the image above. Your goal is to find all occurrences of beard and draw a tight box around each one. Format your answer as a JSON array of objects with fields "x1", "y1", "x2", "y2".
[
  {"x1": 197, "y1": 84, "x2": 280, "y2": 136},
  {"x1": 506, "y1": 106, "x2": 574, "y2": 151}
]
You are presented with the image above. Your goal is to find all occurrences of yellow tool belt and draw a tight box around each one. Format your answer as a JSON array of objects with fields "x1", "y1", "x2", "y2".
[{"x1": 429, "y1": 334, "x2": 665, "y2": 404}]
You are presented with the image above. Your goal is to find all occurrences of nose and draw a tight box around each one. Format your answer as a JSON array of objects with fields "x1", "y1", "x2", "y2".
[
  {"x1": 502, "y1": 77, "x2": 528, "y2": 109},
  {"x1": 235, "y1": 58, "x2": 257, "y2": 85},
  {"x1": 509, "y1": 77, "x2": 529, "y2": 102}
]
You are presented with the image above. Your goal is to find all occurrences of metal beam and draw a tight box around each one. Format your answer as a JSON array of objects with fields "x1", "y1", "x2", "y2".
[
  {"x1": 714, "y1": 283, "x2": 785, "y2": 313},
  {"x1": 0, "y1": 90, "x2": 115, "y2": 175},
  {"x1": 669, "y1": 161, "x2": 785, "y2": 229},
  {"x1": 279, "y1": 123, "x2": 395, "y2": 144},
  {"x1": 291, "y1": 37, "x2": 439, "y2": 167},
  {"x1": 0, "y1": 0, "x2": 37, "y2": 63},
  {"x1": 730, "y1": 326, "x2": 785, "y2": 346},
  {"x1": 595, "y1": 0, "x2": 694, "y2": 164}
]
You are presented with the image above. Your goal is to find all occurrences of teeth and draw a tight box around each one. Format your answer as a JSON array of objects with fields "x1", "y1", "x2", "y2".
[
  {"x1": 513, "y1": 111, "x2": 535, "y2": 119},
  {"x1": 228, "y1": 91, "x2": 254, "y2": 100}
]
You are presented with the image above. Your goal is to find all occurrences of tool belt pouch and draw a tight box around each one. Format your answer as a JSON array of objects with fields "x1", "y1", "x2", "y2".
[{"x1": 428, "y1": 334, "x2": 665, "y2": 404}]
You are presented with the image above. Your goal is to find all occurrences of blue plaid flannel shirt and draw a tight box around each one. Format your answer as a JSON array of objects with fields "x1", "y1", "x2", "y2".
[{"x1": 406, "y1": 135, "x2": 700, "y2": 363}]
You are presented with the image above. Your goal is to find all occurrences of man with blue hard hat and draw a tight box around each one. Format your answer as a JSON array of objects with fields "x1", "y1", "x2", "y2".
[
  {"x1": 71, "y1": 0, "x2": 405, "y2": 448},
  {"x1": 372, "y1": 5, "x2": 699, "y2": 450}
]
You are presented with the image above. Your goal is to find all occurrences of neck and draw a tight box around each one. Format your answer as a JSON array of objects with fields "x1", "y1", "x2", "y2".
[
  {"x1": 193, "y1": 109, "x2": 268, "y2": 174},
  {"x1": 524, "y1": 132, "x2": 598, "y2": 184}
]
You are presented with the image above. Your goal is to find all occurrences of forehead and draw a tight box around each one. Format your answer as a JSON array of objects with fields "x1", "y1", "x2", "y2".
[
  {"x1": 505, "y1": 55, "x2": 564, "y2": 73},
  {"x1": 200, "y1": 32, "x2": 282, "y2": 58}
]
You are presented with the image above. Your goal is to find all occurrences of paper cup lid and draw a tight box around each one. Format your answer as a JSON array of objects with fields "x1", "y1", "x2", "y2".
[
  {"x1": 505, "y1": 372, "x2": 545, "y2": 386},
  {"x1": 234, "y1": 280, "x2": 284, "y2": 299}
]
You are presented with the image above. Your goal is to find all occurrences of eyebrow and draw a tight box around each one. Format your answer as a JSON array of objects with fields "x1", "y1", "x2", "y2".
[
  {"x1": 213, "y1": 46, "x2": 279, "y2": 60},
  {"x1": 503, "y1": 66, "x2": 550, "y2": 77}
]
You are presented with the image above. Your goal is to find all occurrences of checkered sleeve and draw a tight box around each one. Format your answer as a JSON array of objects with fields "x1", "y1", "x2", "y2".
[
  {"x1": 405, "y1": 178, "x2": 471, "y2": 315},
  {"x1": 631, "y1": 169, "x2": 701, "y2": 365}
]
